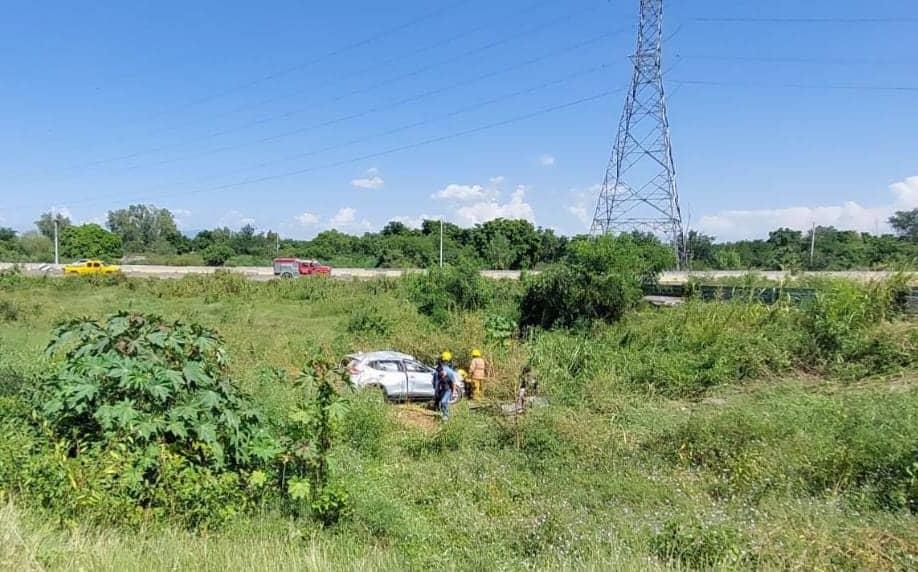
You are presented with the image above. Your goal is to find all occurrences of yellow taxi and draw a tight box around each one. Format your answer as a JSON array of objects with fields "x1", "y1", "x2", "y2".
[{"x1": 62, "y1": 259, "x2": 120, "y2": 275}]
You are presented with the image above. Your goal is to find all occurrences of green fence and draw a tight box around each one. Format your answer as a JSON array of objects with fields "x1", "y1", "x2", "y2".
[{"x1": 643, "y1": 284, "x2": 918, "y2": 314}]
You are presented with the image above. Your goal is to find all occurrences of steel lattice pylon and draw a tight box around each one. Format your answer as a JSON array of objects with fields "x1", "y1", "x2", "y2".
[{"x1": 591, "y1": 0, "x2": 686, "y2": 265}]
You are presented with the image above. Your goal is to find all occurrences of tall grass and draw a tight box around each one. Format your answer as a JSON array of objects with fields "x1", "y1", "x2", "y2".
[{"x1": 0, "y1": 274, "x2": 915, "y2": 569}]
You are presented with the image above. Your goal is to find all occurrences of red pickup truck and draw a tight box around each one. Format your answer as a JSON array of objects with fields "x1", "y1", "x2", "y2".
[{"x1": 272, "y1": 257, "x2": 332, "y2": 278}]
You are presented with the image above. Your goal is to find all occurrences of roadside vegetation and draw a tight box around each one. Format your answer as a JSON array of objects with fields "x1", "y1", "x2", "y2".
[
  {"x1": 0, "y1": 236, "x2": 916, "y2": 570},
  {"x1": 1, "y1": 204, "x2": 917, "y2": 270}
]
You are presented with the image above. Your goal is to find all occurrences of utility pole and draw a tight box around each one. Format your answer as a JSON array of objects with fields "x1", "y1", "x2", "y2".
[
  {"x1": 439, "y1": 219, "x2": 444, "y2": 268},
  {"x1": 53, "y1": 218, "x2": 59, "y2": 265},
  {"x1": 275, "y1": 232, "x2": 280, "y2": 254},
  {"x1": 809, "y1": 222, "x2": 816, "y2": 267},
  {"x1": 591, "y1": 0, "x2": 686, "y2": 267}
]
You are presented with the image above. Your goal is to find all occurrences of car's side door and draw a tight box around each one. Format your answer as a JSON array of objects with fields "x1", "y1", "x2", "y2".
[
  {"x1": 367, "y1": 359, "x2": 408, "y2": 398},
  {"x1": 404, "y1": 360, "x2": 435, "y2": 399}
]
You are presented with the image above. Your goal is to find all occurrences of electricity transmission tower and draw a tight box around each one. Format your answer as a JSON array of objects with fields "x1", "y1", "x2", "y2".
[{"x1": 591, "y1": 0, "x2": 686, "y2": 265}]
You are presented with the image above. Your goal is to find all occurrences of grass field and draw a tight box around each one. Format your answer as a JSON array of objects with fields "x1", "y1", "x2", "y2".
[{"x1": 0, "y1": 272, "x2": 916, "y2": 570}]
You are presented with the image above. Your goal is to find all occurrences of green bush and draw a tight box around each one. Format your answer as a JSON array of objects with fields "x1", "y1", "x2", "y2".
[
  {"x1": 346, "y1": 307, "x2": 393, "y2": 338},
  {"x1": 40, "y1": 313, "x2": 279, "y2": 470},
  {"x1": 520, "y1": 234, "x2": 673, "y2": 329},
  {"x1": 60, "y1": 223, "x2": 123, "y2": 262},
  {"x1": 22, "y1": 313, "x2": 281, "y2": 526},
  {"x1": 405, "y1": 263, "x2": 489, "y2": 321},
  {"x1": 202, "y1": 244, "x2": 235, "y2": 266}
]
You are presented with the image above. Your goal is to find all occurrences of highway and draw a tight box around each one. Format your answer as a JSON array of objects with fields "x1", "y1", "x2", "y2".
[{"x1": 0, "y1": 262, "x2": 911, "y2": 284}]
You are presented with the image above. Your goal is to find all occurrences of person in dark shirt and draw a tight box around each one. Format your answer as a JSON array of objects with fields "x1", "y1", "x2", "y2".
[{"x1": 435, "y1": 365, "x2": 456, "y2": 421}]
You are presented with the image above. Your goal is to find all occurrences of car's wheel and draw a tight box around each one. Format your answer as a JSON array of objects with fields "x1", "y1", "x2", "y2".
[{"x1": 281, "y1": 271, "x2": 294, "y2": 279}]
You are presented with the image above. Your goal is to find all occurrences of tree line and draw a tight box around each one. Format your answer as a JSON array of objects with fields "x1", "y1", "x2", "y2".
[{"x1": 0, "y1": 203, "x2": 915, "y2": 270}]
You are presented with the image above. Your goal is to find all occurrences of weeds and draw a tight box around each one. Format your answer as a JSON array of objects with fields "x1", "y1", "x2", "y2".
[{"x1": 0, "y1": 275, "x2": 915, "y2": 569}]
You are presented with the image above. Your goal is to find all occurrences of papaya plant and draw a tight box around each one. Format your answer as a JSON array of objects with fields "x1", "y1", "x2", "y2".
[{"x1": 40, "y1": 312, "x2": 280, "y2": 474}]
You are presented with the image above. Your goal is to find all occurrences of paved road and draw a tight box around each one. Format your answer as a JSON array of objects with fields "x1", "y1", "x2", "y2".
[{"x1": 0, "y1": 262, "x2": 912, "y2": 283}]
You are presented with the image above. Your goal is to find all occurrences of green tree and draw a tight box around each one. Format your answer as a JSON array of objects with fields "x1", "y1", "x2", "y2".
[
  {"x1": 520, "y1": 234, "x2": 674, "y2": 329},
  {"x1": 767, "y1": 228, "x2": 805, "y2": 270},
  {"x1": 202, "y1": 243, "x2": 235, "y2": 266},
  {"x1": 60, "y1": 224, "x2": 123, "y2": 262},
  {"x1": 687, "y1": 230, "x2": 717, "y2": 268},
  {"x1": 19, "y1": 231, "x2": 53, "y2": 261},
  {"x1": 889, "y1": 208, "x2": 918, "y2": 242},
  {"x1": 106, "y1": 204, "x2": 182, "y2": 254},
  {"x1": 35, "y1": 211, "x2": 72, "y2": 240},
  {"x1": 0, "y1": 227, "x2": 21, "y2": 261},
  {"x1": 470, "y1": 218, "x2": 542, "y2": 269}
]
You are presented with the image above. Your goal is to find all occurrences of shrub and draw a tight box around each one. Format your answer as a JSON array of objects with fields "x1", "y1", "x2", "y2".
[
  {"x1": 520, "y1": 266, "x2": 638, "y2": 329},
  {"x1": 346, "y1": 307, "x2": 393, "y2": 338},
  {"x1": 40, "y1": 313, "x2": 278, "y2": 468},
  {"x1": 405, "y1": 263, "x2": 488, "y2": 321},
  {"x1": 60, "y1": 223, "x2": 123, "y2": 262},
  {"x1": 201, "y1": 244, "x2": 235, "y2": 266},
  {"x1": 32, "y1": 312, "x2": 281, "y2": 526},
  {"x1": 279, "y1": 358, "x2": 351, "y2": 524},
  {"x1": 520, "y1": 234, "x2": 673, "y2": 329},
  {"x1": 484, "y1": 313, "x2": 516, "y2": 343}
]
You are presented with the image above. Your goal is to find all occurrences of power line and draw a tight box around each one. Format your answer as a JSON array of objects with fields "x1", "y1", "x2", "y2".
[
  {"x1": 691, "y1": 16, "x2": 918, "y2": 24},
  {"x1": 68, "y1": 0, "x2": 593, "y2": 171},
  {"x1": 36, "y1": 88, "x2": 621, "y2": 210},
  {"x1": 28, "y1": 63, "x2": 613, "y2": 210},
  {"x1": 120, "y1": 30, "x2": 622, "y2": 173},
  {"x1": 671, "y1": 79, "x2": 918, "y2": 92},
  {"x1": 677, "y1": 54, "x2": 917, "y2": 66},
  {"x1": 146, "y1": 0, "x2": 475, "y2": 116}
]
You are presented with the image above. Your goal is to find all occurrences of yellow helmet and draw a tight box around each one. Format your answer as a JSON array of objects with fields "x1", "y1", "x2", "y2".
[
  {"x1": 440, "y1": 350, "x2": 453, "y2": 362},
  {"x1": 471, "y1": 349, "x2": 482, "y2": 358}
]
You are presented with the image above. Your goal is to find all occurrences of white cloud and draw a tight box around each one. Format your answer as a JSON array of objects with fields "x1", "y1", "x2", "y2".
[
  {"x1": 455, "y1": 185, "x2": 535, "y2": 225},
  {"x1": 351, "y1": 168, "x2": 384, "y2": 190},
  {"x1": 217, "y1": 210, "x2": 256, "y2": 229},
  {"x1": 389, "y1": 214, "x2": 437, "y2": 229},
  {"x1": 295, "y1": 212, "x2": 319, "y2": 226},
  {"x1": 489, "y1": 175, "x2": 505, "y2": 189},
  {"x1": 566, "y1": 184, "x2": 600, "y2": 228},
  {"x1": 538, "y1": 154, "x2": 556, "y2": 167},
  {"x1": 329, "y1": 207, "x2": 356, "y2": 227},
  {"x1": 328, "y1": 207, "x2": 372, "y2": 232},
  {"x1": 433, "y1": 183, "x2": 488, "y2": 202},
  {"x1": 170, "y1": 208, "x2": 192, "y2": 229},
  {"x1": 696, "y1": 176, "x2": 918, "y2": 240}
]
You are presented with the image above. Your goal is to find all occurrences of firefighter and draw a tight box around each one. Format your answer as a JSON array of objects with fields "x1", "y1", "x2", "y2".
[{"x1": 467, "y1": 349, "x2": 486, "y2": 400}]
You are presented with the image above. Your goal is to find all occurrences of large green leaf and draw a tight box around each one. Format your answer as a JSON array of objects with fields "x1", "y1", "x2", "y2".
[
  {"x1": 196, "y1": 422, "x2": 217, "y2": 444},
  {"x1": 66, "y1": 380, "x2": 99, "y2": 407},
  {"x1": 196, "y1": 389, "x2": 223, "y2": 410},
  {"x1": 288, "y1": 478, "x2": 311, "y2": 500},
  {"x1": 182, "y1": 362, "x2": 210, "y2": 386}
]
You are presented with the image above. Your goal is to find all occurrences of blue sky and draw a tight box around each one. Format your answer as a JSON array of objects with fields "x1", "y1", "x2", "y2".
[{"x1": 1, "y1": 0, "x2": 916, "y2": 240}]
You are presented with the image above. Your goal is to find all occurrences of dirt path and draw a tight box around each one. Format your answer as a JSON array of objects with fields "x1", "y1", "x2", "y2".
[{"x1": 393, "y1": 404, "x2": 440, "y2": 432}]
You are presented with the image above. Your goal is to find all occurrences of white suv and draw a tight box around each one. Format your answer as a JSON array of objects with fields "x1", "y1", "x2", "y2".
[{"x1": 343, "y1": 351, "x2": 463, "y2": 403}]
